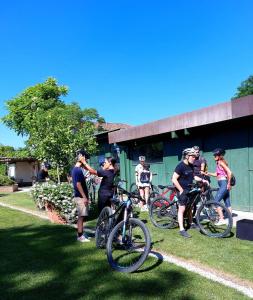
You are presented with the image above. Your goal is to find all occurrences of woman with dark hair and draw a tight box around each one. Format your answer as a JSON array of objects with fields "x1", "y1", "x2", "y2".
[
  {"x1": 205, "y1": 148, "x2": 233, "y2": 225},
  {"x1": 80, "y1": 155, "x2": 117, "y2": 213}
]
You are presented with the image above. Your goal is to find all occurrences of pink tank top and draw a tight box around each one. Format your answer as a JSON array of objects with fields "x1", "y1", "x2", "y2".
[{"x1": 216, "y1": 162, "x2": 227, "y2": 177}]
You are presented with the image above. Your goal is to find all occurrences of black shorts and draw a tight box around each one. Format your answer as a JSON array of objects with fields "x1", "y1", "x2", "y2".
[{"x1": 177, "y1": 190, "x2": 190, "y2": 206}]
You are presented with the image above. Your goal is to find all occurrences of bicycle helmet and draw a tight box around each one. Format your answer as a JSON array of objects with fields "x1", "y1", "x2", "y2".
[
  {"x1": 182, "y1": 147, "x2": 197, "y2": 157},
  {"x1": 139, "y1": 156, "x2": 146, "y2": 162},
  {"x1": 212, "y1": 148, "x2": 226, "y2": 156}
]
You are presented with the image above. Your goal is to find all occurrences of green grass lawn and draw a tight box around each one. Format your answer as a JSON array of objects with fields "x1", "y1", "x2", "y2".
[
  {"x1": 138, "y1": 211, "x2": 253, "y2": 283},
  {"x1": 0, "y1": 206, "x2": 251, "y2": 300},
  {"x1": 0, "y1": 191, "x2": 37, "y2": 211},
  {"x1": 1, "y1": 193, "x2": 252, "y2": 284}
]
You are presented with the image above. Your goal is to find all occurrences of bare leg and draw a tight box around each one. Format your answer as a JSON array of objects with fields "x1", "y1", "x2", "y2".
[
  {"x1": 77, "y1": 216, "x2": 84, "y2": 235},
  {"x1": 178, "y1": 205, "x2": 186, "y2": 231},
  {"x1": 144, "y1": 186, "x2": 150, "y2": 203},
  {"x1": 217, "y1": 206, "x2": 225, "y2": 220},
  {"x1": 139, "y1": 187, "x2": 145, "y2": 207}
]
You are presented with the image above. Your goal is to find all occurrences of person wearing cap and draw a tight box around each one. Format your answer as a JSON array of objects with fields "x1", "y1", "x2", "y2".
[
  {"x1": 205, "y1": 148, "x2": 232, "y2": 225},
  {"x1": 135, "y1": 156, "x2": 149, "y2": 211},
  {"x1": 138, "y1": 163, "x2": 152, "y2": 211},
  {"x1": 172, "y1": 148, "x2": 209, "y2": 238},
  {"x1": 79, "y1": 155, "x2": 117, "y2": 214},
  {"x1": 72, "y1": 150, "x2": 90, "y2": 243},
  {"x1": 37, "y1": 162, "x2": 51, "y2": 182}
]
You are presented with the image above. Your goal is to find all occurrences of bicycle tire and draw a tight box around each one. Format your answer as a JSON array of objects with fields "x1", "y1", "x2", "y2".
[
  {"x1": 147, "y1": 191, "x2": 159, "y2": 207},
  {"x1": 106, "y1": 218, "x2": 151, "y2": 273},
  {"x1": 149, "y1": 197, "x2": 178, "y2": 229},
  {"x1": 196, "y1": 200, "x2": 233, "y2": 238},
  {"x1": 95, "y1": 206, "x2": 113, "y2": 248},
  {"x1": 130, "y1": 182, "x2": 138, "y2": 193},
  {"x1": 151, "y1": 184, "x2": 159, "y2": 194}
]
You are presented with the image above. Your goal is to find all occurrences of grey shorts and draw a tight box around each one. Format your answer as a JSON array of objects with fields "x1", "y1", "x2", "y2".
[{"x1": 74, "y1": 197, "x2": 89, "y2": 217}]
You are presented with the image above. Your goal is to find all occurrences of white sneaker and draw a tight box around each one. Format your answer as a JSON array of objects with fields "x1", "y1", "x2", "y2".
[
  {"x1": 141, "y1": 205, "x2": 148, "y2": 212},
  {"x1": 77, "y1": 235, "x2": 90, "y2": 242},
  {"x1": 215, "y1": 219, "x2": 227, "y2": 226}
]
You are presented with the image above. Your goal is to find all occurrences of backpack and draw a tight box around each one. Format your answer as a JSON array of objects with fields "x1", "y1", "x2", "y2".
[
  {"x1": 140, "y1": 171, "x2": 150, "y2": 183},
  {"x1": 230, "y1": 174, "x2": 236, "y2": 186}
]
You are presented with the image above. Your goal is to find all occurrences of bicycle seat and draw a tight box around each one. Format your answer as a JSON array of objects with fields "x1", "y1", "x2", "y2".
[{"x1": 158, "y1": 185, "x2": 174, "y2": 190}]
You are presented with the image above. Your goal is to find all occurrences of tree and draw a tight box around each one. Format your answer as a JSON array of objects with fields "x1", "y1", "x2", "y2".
[
  {"x1": 232, "y1": 75, "x2": 253, "y2": 100},
  {"x1": 2, "y1": 77, "x2": 67, "y2": 136},
  {"x1": 2, "y1": 78, "x2": 104, "y2": 181}
]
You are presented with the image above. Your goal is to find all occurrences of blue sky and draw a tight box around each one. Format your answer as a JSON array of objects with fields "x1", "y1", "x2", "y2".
[{"x1": 1, "y1": 0, "x2": 253, "y2": 148}]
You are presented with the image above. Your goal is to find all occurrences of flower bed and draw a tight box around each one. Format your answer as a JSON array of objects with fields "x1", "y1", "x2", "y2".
[{"x1": 31, "y1": 182, "x2": 77, "y2": 224}]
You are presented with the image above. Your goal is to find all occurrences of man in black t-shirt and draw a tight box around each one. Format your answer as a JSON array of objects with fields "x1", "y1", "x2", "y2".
[
  {"x1": 80, "y1": 156, "x2": 117, "y2": 213},
  {"x1": 172, "y1": 148, "x2": 209, "y2": 238},
  {"x1": 37, "y1": 163, "x2": 51, "y2": 182},
  {"x1": 192, "y1": 146, "x2": 207, "y2": 177}
]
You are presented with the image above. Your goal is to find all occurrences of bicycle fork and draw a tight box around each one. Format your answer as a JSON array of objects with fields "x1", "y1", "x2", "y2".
[{"x1": 122, "y1": 199, "x2": 132, "y2": 243}]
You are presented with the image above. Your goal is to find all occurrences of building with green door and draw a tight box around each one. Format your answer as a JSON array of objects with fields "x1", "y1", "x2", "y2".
[{"x1": 108, "y1": 95, "x2": 253, "y2": 212}]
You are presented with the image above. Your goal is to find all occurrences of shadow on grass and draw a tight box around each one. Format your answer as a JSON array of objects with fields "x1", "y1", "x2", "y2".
[{"x1": 0, "y1": 222, "x2": 194, "y2": 300}]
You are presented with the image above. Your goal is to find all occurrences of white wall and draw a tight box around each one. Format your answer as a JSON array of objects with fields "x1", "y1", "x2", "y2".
[{"x1": 14, "y1": 161, "x2": 39, "y2": 183}]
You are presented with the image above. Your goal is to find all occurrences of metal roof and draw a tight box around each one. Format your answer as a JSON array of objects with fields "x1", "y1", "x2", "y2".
[{"x1": 108, "y1": 95, "x2": 253, "y2": 143}]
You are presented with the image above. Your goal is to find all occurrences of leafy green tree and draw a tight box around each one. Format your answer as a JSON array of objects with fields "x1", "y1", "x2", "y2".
[
  {"x1": 232, "y1": 75, "x2": 253, "y2": 99},
  {"x1": 2, "y1": 78, "x2": 104, "y2": 181},
  {"x1": 2, "y1": 77, "x2": 67, "y2": 136}
]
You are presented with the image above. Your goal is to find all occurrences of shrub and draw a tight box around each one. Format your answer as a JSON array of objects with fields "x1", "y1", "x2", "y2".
[
  {"x1": 31, "y1": 182, "x2": 78, "y2": 224},
  {"x1": 0, "y1": 174, "x2": 15, "y2": 186}
]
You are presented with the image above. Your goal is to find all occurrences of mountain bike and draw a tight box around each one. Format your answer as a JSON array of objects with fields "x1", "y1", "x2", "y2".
[
  {"x1": 149, "y1": 183, "x2": 233, "y2": 238},
  {"x1": 95, "y1": 183, "x2": 151, "y2": 273}
]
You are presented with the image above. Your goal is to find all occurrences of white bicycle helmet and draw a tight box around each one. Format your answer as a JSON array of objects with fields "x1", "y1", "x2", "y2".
[{"x1": 182, "y1": 147, "x2": 197, "y2": 157}]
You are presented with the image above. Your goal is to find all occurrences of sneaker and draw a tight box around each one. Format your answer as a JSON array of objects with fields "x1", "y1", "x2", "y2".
[
  {"x1": 179, "y1": 230, "x2": 191, "y2": 238},
  {"x1": 83, "y1": 233, "x2": 91, "y2": 240},
  {"x1": 141, "y1": 205, "x2": 148, "y2": 212},
  {"x1": 190, "y1": 223, "x2": 198, "y2": 229},
  {"x1": 215, "y1": 219, "x2": 227, "y2": 226},
  {"x1": 77, "y1": 235, "x2": 91, "y2": 243}
]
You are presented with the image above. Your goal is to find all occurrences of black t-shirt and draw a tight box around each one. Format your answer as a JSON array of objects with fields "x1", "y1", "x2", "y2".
[
  {"x1": 97, "y1": 168, "x2": 115, "y2": 194},
  {"x1": 37, "y1": 169, "x2": 48, "y2": 182},
  {"x1": 174, "y1": 161, "x2": 194, "y2": 190},
  {"x1": 193, "y1": 156, "x2": 206, "y2": 176},
  {"x1": 71, "y1": 167, "x2": 88, "y2": 198}
]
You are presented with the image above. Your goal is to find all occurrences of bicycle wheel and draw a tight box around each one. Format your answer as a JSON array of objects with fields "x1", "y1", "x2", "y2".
[
  {"x1": 149, "y1": 197, "x2": 178, "y2": 229},
  {"x1": 106, "y1": 218, "x2": 151, "y2": 273},
  {"x1": 147, "y1": 191, "x2": 159, "y2": 207},
  {"x1": 196, "y1": 201, "x2": 233, "y2": 238},
  {"x1": 95, "y1": 206, "x2": 113, "y2": 248},
  {"x1": 130, "y1": 182, "x2": 138, "y2": 193},
  {"x1": 151, "y1": 184, "x2": 159, "y2": 194}
]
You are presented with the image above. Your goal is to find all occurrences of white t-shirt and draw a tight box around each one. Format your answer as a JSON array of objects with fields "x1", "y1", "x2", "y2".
[
  {"x1": 135, "y1": 164, "x2": 152, "y2": 187},
  {"x1": 135, "y1": 164, "x2": 144, "y2": 186}
]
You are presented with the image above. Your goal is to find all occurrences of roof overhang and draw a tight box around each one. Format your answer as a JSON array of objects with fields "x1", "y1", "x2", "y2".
[
  {"x1": 108, "y1": 95, "x2": 253, "y2": 143},
  {"x1": 0, "y1": 157, "x2": 37, "y2": 163}
]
